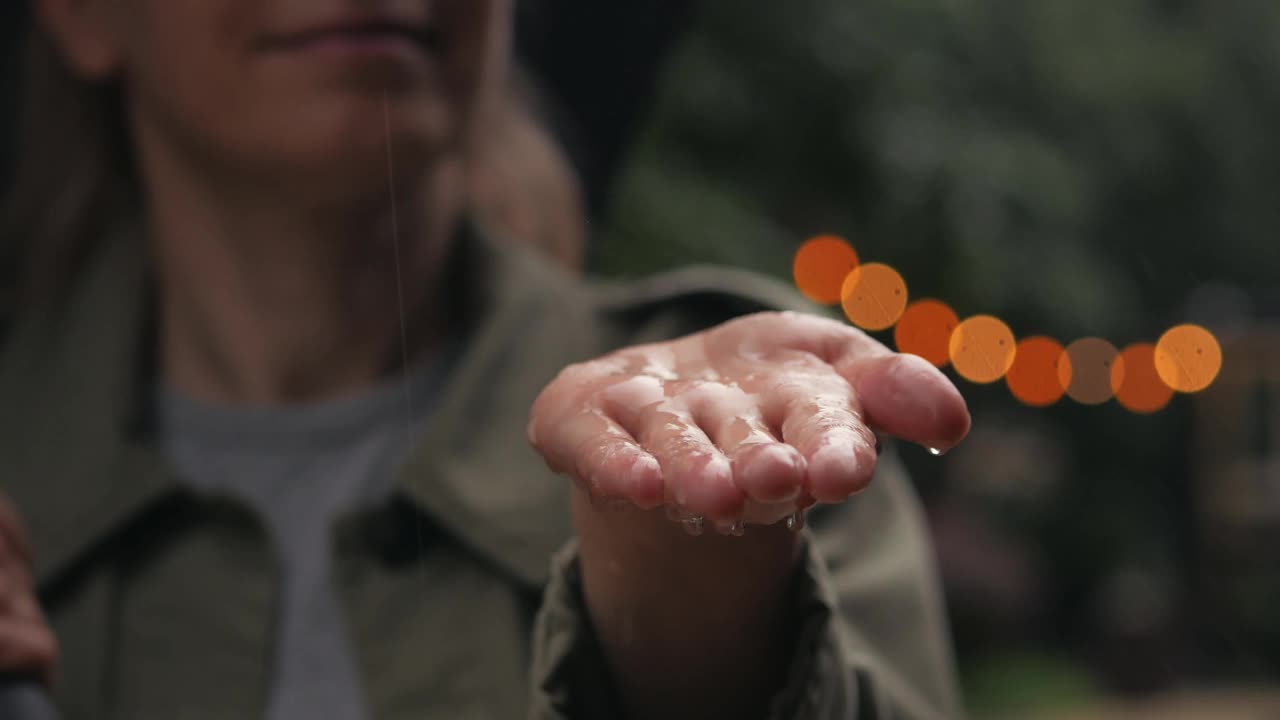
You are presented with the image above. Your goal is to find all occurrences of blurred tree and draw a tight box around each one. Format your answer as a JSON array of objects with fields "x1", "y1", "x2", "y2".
[{"x1": 601, "y1": 0, "x2": 1280, "y2": 328}]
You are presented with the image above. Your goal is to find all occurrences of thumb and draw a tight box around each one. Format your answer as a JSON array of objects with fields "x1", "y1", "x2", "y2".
[{"x1": 845, "y1": 353, "x2": 970, "y2": 453}]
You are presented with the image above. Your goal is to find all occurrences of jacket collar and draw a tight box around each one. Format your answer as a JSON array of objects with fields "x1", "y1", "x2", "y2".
[
  {"x1": 1, "y1": 218, "x2": 594, "y2": 591},
  {"x1": 0, "y1": 224, "x2": 171, "y2": 592},
  {"x1": 391, "y1": 219, "x2": 595, "y2": 586}
]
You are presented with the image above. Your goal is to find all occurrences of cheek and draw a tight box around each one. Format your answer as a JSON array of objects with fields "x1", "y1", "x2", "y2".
[{"x1": 122, "y1": 8, "x2": 263, "y2": 153}]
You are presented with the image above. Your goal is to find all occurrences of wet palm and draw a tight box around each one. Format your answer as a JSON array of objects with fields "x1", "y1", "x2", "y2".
[{"x1": 529, "y1": 311, "x2": 971, "y2": 532}]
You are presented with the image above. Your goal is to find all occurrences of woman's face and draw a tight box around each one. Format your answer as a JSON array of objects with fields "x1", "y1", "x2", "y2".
[{"x1": 44, "y1": 0, "x2": 509, "y2": 194}]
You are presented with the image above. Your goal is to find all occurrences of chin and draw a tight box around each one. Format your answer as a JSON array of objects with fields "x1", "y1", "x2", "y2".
[{"x1": 251, "y1": 99, "x2": 458, "y2": 206}]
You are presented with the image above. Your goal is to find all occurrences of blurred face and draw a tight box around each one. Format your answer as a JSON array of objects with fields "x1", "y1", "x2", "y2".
[{"x1": 44, "y1": 0, "x2": 509, "y2": 198}]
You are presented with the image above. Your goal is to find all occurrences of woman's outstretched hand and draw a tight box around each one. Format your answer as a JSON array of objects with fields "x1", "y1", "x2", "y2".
[
  {"x1": 528, "y1": 311, "x2": 969, "y2": 719},
  {"x1": 529, "y1": 311, "x2": 970, "y2": 531}
]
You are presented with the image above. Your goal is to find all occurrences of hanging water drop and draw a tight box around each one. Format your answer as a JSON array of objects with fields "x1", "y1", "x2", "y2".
[
  {"x1": 927, "y1": 447, "x2": 946, "y2": 457},
  {"x1": 729, "y1": 520, "x2": 746, "y2": 537}
]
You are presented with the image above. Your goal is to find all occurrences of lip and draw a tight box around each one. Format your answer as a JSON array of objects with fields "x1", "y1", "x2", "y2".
[{"x1": 262, "y1": 17, "x2": 441, "y2": 60}]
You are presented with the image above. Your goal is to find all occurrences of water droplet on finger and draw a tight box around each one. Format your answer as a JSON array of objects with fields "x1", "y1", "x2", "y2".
[
  {"x1": 729, "y1": 520, "x2": 746, "y2": 537},
  {"x1": 682, "y1": 514, "x2": 705, "y2": 536},
  {"x1": 927, "y1": 447, "x2": 946, "y2": 457},
  {"x1": 785, "y1": 511, "x2": 806, "y2": 532}
]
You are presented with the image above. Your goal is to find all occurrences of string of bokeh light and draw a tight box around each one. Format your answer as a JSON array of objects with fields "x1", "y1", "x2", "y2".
[{"x1": 792, "y1": 235, "x2": 1222, "y2": 413}]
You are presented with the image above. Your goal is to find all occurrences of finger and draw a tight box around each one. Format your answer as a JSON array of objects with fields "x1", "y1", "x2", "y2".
[
  {"x1": 764, "y1": 377, "x2": 878, "y2": 504},
  {"x1": 0, "y1": 494, "x2": 33, "y2": 569},
  {"x1": 709, "y1": 311, "x2": 889, "y2": 365},
  {"x1": 841, "y1": 354, "x2": 970, "y2": 453},
  {"x1": 728, "y1": 437, "x2": 807, "y2": 507},
  {"x1": 537, "y1": 409, "x2": 664, "y2": 510},
  {"x1": 739, "y1": 314, "x2": 969, "y2": 452},
  {"x1": 0, "y1": 619, "x2": 57, "y2": 678},
  {"x1": 633, "y1": 400, "x2": 741, "y2": 520},
  {"x1": 529, "y1": 367, "x2": 668, "y2": 508},
  {"x1": 687, "y1": 389, "x2": 806, "y2": 506}
]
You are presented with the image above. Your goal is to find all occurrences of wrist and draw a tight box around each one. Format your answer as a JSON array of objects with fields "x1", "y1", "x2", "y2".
[{"x1": 570, "y1": 487, "x2": 805, "y2": 719}]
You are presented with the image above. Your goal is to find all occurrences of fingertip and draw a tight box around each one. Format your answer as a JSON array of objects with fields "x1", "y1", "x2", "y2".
[
  {"x1": 857, "y1": 354, "x2": 970, "y2": 452},
  {"x1": 935, "y1": 392, "x2": 972, "y2": 451},
  {"x1": 672, "y1": 454, "x2": 743, "y2": 518},
  {"x1": 625, "y1": 453, "x2": 666, "y2": 510},
  {"x1": 733, "y1": 443, "x2": 806, "y2": 504},
  {"x1": 806, "y1": 442, "x2": 876, "y2": 502}
]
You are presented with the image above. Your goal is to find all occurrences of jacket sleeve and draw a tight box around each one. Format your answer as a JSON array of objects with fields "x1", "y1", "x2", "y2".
[{"x1": 526, "y1": 450, "x2": 963, "y2": 720}]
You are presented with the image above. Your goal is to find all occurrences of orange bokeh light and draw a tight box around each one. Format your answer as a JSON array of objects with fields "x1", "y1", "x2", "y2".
[
  {"x1": 1006, "y1": 337, "x2": 1071, "y2": 407},
  {"x1": 840, "y1": 262, "x2": 908, "y2": 331},
  {"x1": 793, "y1": 235, "x2": 859, "y2": 305},
  {"x1": 895, "y1": 299, "x2": 960, "y2": 368},
  {"x1": 1112, "y1": 343, "x2": 1175, "y2": 414},
  {"x1": 1061, "y1": 338, "x2": 1119, "y2": 405},
  {"x1": 949, "y1": 315, "x2": 1016, "y2": 384},
  {"x1": 1154, "y1": 324, "x2": 1222, "y2": 393},
  {"x1": 788, "y1": 234, "x2": 1218, "y2": 410}
]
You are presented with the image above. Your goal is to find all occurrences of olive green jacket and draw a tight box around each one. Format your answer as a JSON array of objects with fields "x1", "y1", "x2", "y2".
[{"x1": 0, "y1": 222, "x2": 961, "y2": 719}]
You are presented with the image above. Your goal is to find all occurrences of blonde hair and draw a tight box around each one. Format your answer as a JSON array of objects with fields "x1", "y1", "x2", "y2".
[{"x1": 468, "y1": 71, "x2": 587, "y2": 270}]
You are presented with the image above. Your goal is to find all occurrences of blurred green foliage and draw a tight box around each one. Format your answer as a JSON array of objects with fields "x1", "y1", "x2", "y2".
[
  {"x1": 596, "y1": 0, "x2": 1280, "y2": 710},
  {"x1": 962, "y1": 652, "x2": 1098, "y2": 718},
  {"x1": 599, "y1": 0, "x2": 1279, "y2": 336}
]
